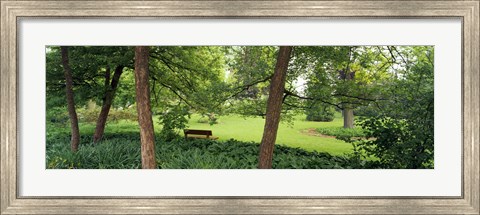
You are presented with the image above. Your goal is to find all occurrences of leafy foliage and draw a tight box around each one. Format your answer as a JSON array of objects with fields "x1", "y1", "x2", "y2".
[
  {"x1": 76, "y1": 102, "x2": 137, "y2": 124},
  {"x1": 46, "y1": 46, "x2": 135, "y2": 108},
  {"x1": 223, "y1": 46, "x2": 276, "y2": 116},
  {"x1": 316, "y1": 126, "x2": 366, "y2": 139},
  {"x1": 47, "y1": 133, "x2": 142, "y2": 169},
  {"x1": 149, "y1": 46, "x2": 227, "y2": 116},
  {"x1": 46, "y1": 106, "x2": 69, "y2": 125},
  {"x1": 297, "y1": 46, "x2": 399, "y2": 128},
  {"x1": 350, "y1": 47, "x2": 434, "y2": 169},
  {"x1": 157, "y1": 104, "x2": 190, "y2": 141},
  {"x1": 197, "y1": 113, "x2": 219, "y2": 125},
  {"x1": 46, "y1": 133, "x2": 374, "y2": 169},
  {"x1": 305, "y1": 102, "x2": 335, "y2": 122}
]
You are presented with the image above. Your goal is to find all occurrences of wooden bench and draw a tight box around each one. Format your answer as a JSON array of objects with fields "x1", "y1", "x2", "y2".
[{"x1": 184, "y1": 129, "x2": 218, "y2": 140}]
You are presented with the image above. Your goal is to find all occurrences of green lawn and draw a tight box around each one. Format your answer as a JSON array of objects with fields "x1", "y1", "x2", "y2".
[
  {"x1": 186, "y1": 114, "x2": 352, "y2": 155},
  {"x1": 74, "y1": 113, "x2": 353, "y2": 156}
]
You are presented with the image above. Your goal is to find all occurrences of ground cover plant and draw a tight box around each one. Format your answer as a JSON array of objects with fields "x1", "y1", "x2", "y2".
[{"x1": 47, "y1": 132, "x2": 374, "y2": 169}]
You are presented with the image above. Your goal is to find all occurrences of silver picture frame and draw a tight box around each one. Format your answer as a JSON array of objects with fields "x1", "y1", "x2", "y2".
[{"x1": 1, "y1": 0, "x2": 478, "y2": 214}]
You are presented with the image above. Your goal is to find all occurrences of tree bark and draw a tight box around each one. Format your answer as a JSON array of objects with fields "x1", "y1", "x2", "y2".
[
  {"x1": 343, "y1": 108, "x2": 354, "y2": 128},
  {"x1": 341, "y1": 68, "x2": 355, "y2": 128},
  {"x1": 134, "y1": 46, "x2": 157, "y2": 169},
  {"x1": 60, "y1": 46, "x2": 80, "y2": 152},
  {"x1": 93, "y1": 65, "x2": 124, "y2": 143},
  {"x1": 258, "y1": 46, "x2": 293, "y2": 169}
]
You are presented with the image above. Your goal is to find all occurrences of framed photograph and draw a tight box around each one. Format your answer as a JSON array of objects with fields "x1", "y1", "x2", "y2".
[{"x1": 1, "y1": 0, "x2": 478, "y2": 214}]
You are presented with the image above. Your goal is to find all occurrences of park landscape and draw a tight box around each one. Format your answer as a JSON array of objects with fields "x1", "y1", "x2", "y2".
[{"x1": 46, "y1": 46, "x2": 434, "y2": 169}]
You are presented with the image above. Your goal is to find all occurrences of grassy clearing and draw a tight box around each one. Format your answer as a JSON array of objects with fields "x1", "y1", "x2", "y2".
[
  {"x1": 54, "y1": 112, "x2": 354, "y2": 156},
  {"x1": 46, "y1": 112, "x2": 372, "y2": 169},
  {"x1": 184, "y1": 113, "x2": 352, "y2": 155}
]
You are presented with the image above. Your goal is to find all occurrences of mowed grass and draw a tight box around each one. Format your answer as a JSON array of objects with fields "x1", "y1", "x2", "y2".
[
  {"x1": 74, "y1": 113, "x2": 353, "y2": 156},
  {"x1": 185, "y1": 113, "x2": 352, "y2": 155}
]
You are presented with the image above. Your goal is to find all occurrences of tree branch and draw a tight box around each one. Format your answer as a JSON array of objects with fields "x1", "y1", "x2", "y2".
[
  {"x1": 219, "y1": 74, "x2": 273, "y2": 104},
  {"x1": 283, "y1": 89, "x2": 342, "y2": 109},
  {"x1": 332, "y1": 93, "x2": 384, "y2": 102},
  {"x1": 391, "y1": 46, "x2": 408, "y2": 65},
  {"x1": 158, "y1": 81, "x2": 196, "y2": 109},
  {"x1": 386, "y1": 46, "x2": 397, "y2": 62},
  {"x1": 151, "y1": 53, "x2": 197, "y2": 92}
]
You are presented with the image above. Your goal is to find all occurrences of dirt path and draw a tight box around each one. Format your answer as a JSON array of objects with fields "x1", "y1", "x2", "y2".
[
  {"x1": 301, "y1": 128, "x2": 375, "y2": 140},
  {"x1": 300, "y1": 128, "x2": 337, "y2": 138}
]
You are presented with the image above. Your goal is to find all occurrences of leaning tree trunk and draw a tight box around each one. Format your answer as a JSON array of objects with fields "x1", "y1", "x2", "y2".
[
  {"x1": 93, "y1": 65, "x2": 124, "y2": 143},
  {"x1": 134, "y1": 46, "x2": 157, "y2": 169},
  {"x1": 60, "y1": 46, "x2": 80, "y2": 152},
  {"x1": 258, "y1": 46, "x2": 293, "y2": 169},
  {"x1": 343, "y1": 108, "x2": 354, "y2": 128}
]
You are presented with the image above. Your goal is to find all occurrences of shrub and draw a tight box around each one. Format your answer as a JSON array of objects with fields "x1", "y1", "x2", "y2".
[
  {"x1": 316, "y1": 127, "x2": 365, "y2": 139},
  {"x1": 353, "y1": 104, "x2": 378, "y2": 117},
  {"x1": 46, "y1": 107, "x2": 69, "y2": 127},
  {"x1": 349, "y1": 59, "x2": 434, "y2": 169},
  {"x1": 355, "y1": 116, "x2": 433, "y2": 169},
  {"x1": 158, "y1": 105, "x2": 190, "y2": 141},
  {"x1": 305, "y1": 103, "x2": 335, "y2": 122},
  {"x1": 77, "y1": 105, "x2": 137, "y2": 124},
  {"x1": 79, "y1": 108, "x2": 100, "y2": 123},
  {"x1": 197, "y1": 113, "x2": 219, "y2": 125},
  {"x1": 197, "y1": 118, "x2": 209, "y2": 124},
  {"x1": 108, "y1": 107, "x2": 137, "y2": 122}
]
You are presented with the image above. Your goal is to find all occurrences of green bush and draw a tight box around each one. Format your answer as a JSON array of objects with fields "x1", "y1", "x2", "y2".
[
  {"x1": 157, "y1": 105, "x2": 190, "y2": 141},
  {"x1": 77, "y1": 106, "x2": 137, "y2": 124},
  {"x1": 345, "y1": 58, "x2": 434, "y2": 169},
  {"x1": 355, "y1": 116, "x2": 433, "y2": 169},
  {"x1": 108, "y1": 107, "x2": 137, "y2": 122},
  {"x1": 46, "y1": 107, "x2": 69, "y2": 127},
  {"x1": 353, "y1": 104, "x2": 378, "y2": 117},
  {"x1": 77, "y1": 107, "x2": 100, "y2": 123},
  {"x1": 197, "y1": 113, "x2": 219, "y2": 125},
  {"x1": 305, "y1": 103, "x2": 335, "y2": 122},
  {"x1": 316, "y1": 127, "x2": 365, "y2": 139}
]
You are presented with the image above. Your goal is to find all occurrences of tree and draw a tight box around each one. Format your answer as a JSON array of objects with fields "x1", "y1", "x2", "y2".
[
  {"x1": 353, "y1": 46, "x2": 434, "y2": 168},
  {"x1": 223, "y1": 46, "x2": 277, "y2": 118},
  {"x1": 339, "y1": 68, "x2": 356, "y2": 128},
  {"x1": 147, "y1": 46, "x2": 227, "y2": 138},
  {"x1": 93, "y1": 65, "x2": 125, "y2": 142},
  {"x1": 258, "y1": 46, "x2": 293, "y2": 169},
  {"x1": 60, "y1": 46, "x2": 80, "y2": 152},
  {"x1": 305, "y1": 102, "x2": 335, "y2": 122},
  {"x1": 134, "y1": 46, "x2": 157, "y2": 169},
  {"x1": 84, "y1": 47, "x2": 133, "y2": 143},
  {"x1": 46, "y1": 46, "x2": 135, "y2": 142},
  {"x1": 294, "y1": 46, "x2": 396, "y2": 128}
]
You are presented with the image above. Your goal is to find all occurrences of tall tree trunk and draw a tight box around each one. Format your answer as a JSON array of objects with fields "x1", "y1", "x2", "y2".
[
  {"x1": 93, "y1": 65, "x2": 124, "y2": 143},
  {"x1": 258, "y1": 46, "x2": 293, "y2": 169},
  {"x1": 60, "y1": 46, "x2": 80, "y2": 152},
  {"x1": 343, "y1": 108, "x2": 354, "y2": 128},
  {"x1": 134, "y1": 46, "x2": 157, "y2": 169},
  {"x1": 341, "y1": 67, "x2": 355, "y2": 128}
]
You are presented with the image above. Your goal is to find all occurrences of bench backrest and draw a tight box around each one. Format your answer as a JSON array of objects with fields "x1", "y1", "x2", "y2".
[{"x1": 184, "y1": 129, "x2": 213, "y2": 136}]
